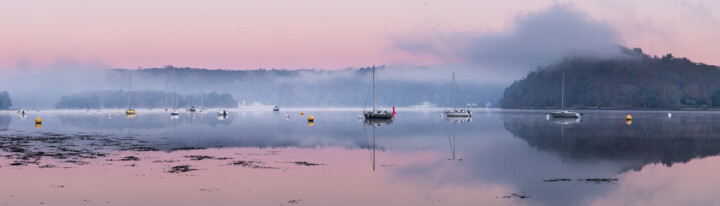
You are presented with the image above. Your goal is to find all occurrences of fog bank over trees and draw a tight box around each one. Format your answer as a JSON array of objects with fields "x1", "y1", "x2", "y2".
[{"x1": 0, "y1": 66, "x2": 504, "y2": 109}]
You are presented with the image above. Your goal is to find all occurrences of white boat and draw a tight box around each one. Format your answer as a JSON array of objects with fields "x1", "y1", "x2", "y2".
[
  {"x1": 444, "y1": 72, "x2": 471, "y2": 118},
  {"x1": 550, "y1": 72, "x2": 580, "y2": 118},
  {"x1": 273, "y1": 88, "x2": 280, "y2": 111},
  {"x1": 363, "y1": 66, "x2": 393, "y2": 120},
  {"x1": 217, "y1": 109, "x2": 228, "y2": 116}
]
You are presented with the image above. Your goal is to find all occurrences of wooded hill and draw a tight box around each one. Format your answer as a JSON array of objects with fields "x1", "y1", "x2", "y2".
[{"x1": 501, "y1": 47, "x2": 720, "y2": 110}]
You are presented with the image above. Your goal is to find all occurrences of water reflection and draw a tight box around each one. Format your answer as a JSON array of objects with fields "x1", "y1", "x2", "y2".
[
  {"x1": 503, "y1": 111, "x2": 720, "y2": 170},
  {"x1": 2, "y1": 109, "x2": 720, "y2": 205}
]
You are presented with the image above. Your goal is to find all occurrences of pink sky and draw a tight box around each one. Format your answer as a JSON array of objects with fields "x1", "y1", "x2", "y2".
[{"x1": 1, "y1": 0, "x2": 719, "y2": 70}]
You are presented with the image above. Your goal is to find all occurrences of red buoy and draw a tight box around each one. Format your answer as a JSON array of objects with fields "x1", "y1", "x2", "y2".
[{"x1": 392, "y1": 107, "x2": 396, "y2": 114}]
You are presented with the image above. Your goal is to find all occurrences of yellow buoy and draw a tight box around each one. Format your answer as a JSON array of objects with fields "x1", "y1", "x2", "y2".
[
  {"x1": 626, "y1": 115, "x2": 632, "y2": 120},
  {"x1": 307, "y1": 115, "x2": 314, "y2": 122},
  {"x1": 35, "y1": 117, "x2": 42, "y2": 124}
]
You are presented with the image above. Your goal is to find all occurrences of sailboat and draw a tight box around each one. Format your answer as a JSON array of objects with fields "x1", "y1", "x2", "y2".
[
  {"x1": 363, "y1": 66, "x2": 393, "y2": 120},
  {"x1": 125, "y1": 74, "x2": 136, "y2": 115},
  {"x1": 550, "y1": 72, "x2": 580, "y2": 118},
  {"x1": 164, "y1": 89, "x2": 168, "y2": 111},
  {"x1": 187, "y1": 92, "x2": 196, "y2": 112},
  {"x1": 273, "y1": 88, "x2": 280, "y2": 111},
  {"x1": 97, "y1": 96, "x2": 102, "y2": 113},
  {"x1": 444, "y1": 72, "x2": 472, "y2": 117},
  {"x1": 201, "y1": 87, "x2": 206, "y2": 112},
  {"x1": 170, "y1": 86, "x2": 179, "y2": 116}
]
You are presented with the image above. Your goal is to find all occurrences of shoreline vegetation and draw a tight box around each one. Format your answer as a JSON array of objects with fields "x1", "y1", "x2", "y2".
[{"x1": 502, "y1": 46, "x2": 720, "y2": 110}]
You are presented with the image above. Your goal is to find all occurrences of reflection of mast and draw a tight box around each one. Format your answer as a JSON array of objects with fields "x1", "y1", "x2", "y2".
[
  {"x1": 201, "y1": 107, "x2": 204, "y2": 138},
  {"x1": 561, "y1": 122, "x2": 565, "y2": 164},
  {"x1": 128, "y1": 114, "x2": 132, "y2": 138},
  {"x1": 445, "y1": 124, "x2": 457, "y2": 160},
  {"x1": 372, "y1": 125, "x2": 376, "y2": 171}
]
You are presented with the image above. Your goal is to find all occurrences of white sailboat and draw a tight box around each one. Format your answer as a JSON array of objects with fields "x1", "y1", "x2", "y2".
[
  {"x1": 444, "y1": 72, "x2": 472, "y2": 117},
  {"x1": 170, "y1": 85, "x2": 179, "y2": 116},
  {"x1": 273, "y1": 88, "x2": 280, "y2": 111},
  {"x1": 188, "y1": 92, "x2": 196, "y2": 112},
  {"x1": 363, "y1": 66, "x2": 393, "y2": 120},
  {"x1": 550, "y1": 72, "x2": 580, "y2": 118}
]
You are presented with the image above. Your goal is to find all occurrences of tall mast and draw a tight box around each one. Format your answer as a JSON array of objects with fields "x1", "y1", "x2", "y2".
[
  {"x1": 372, "y1": 66, "x2": 375, "y2": 111},
  {"x1": 561, "y1": 72, "x2": 564, "y2": 110},
  {"x1": 451, "y1": 72, "x2": 456, "y2": 110},
  {"x1": 173, "y1": 85, "x2": 176, "y2": 110},
  {"x1": 274, "y1": 87, "x2": 277, "y2": 106},
  {"x1": 128, "y1": 73, "x2": 132, "y2": 109}
]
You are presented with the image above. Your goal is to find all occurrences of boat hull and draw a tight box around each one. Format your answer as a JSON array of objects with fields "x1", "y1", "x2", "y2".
[
  {"x1": 550, "y1": 111, "x2": 580, "y2": 118},
  {"x1": 364, "y1": 111, "x2": 393, "y2": 119},
  {"x1": 445, "y1": 111, "x2": 471, "y2": 117}
]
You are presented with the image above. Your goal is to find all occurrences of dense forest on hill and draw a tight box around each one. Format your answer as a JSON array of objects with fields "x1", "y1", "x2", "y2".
[
  {"x1": 501, "y1": 47, "x2": 720, "y2": 110},
  {"x1": 54, "y1": 90, "x2": 237, "y2": 109}
]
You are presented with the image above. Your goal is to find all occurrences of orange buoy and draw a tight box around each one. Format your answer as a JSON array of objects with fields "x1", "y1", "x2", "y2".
[{"x1": 35, "y1": 117, "x2": 42, "y2": 124}]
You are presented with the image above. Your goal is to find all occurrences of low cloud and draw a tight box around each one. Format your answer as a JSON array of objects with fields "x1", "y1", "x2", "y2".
[{"x1": 394, "y1": 4, "x2": 624, "y2": 83}]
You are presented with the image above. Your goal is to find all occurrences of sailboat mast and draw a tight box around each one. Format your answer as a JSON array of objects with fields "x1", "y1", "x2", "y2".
[
  {"x1": 452, "y1": 72, "x2": 456, "y2": 110},
  {"x1": 274, "y1": 87, "x2": 277, "y2": 106},
  {"x1": 128, "y1": 73, "x2": 132, "y2": 109},
  {"x1": 173, "y1": 85, "x2": 176, "y2": 110},
  {"x1": 561, "y1": 72, "x2": 564, "y2": 110},
  {"x1": 372, "y1": 66, "x2": 375, "y2": 111}
]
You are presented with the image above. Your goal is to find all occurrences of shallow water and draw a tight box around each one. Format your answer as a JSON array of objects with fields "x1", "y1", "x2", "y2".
[{"x1": 1, "y1": 109, "x2": 720, "y2": 205}]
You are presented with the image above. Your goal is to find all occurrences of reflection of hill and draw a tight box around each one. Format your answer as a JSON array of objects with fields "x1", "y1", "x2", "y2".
[{"x1": 503, "y1": 113, "x2": 720, "y2": 171}]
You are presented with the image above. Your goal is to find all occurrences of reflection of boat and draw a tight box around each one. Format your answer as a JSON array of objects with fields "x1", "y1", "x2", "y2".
[
  {"x1": 550, "y1": 118, "x2": 580, "y2": 126},
  {"x1": 444, "y1": 73, "x2": 471, "y2": 117},
  {"x1": 445, "y1": 120, "x2": 462, "y2": 161},
  {"x1": 363, "y1": 118, "x2": 393, "y2": 127},
  {"x1": 550, "y1": 72, "x2": 579, "y2": 118},
  {"x1": 217, "y1": 112, "x2": 228, "y2": 120},
  {"x1": 446, "y1": 116, "x2": 471, "y2": 124},
  {"x1": 125, "y1": 74, "x2": 136, "y2": 115},
  {"x1": 363, "y1": 66, "x2": 393, "y2": 120}
]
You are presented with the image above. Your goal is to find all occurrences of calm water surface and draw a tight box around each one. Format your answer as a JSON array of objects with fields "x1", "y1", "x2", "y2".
[{"x1": 1, "y1": 109, "x2": 720, "y2": 205}]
